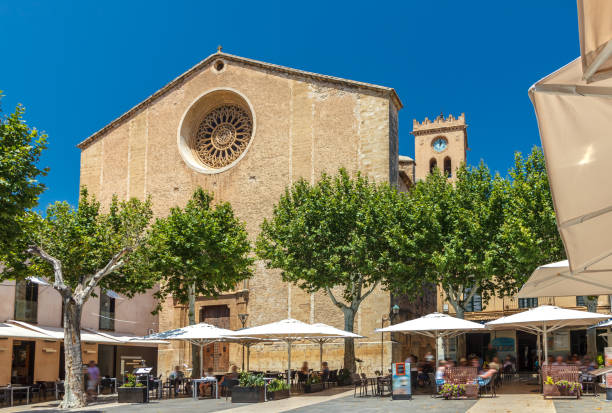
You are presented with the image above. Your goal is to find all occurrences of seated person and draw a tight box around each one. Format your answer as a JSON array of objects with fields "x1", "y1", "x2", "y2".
[
  {"x1": 219, "y1": 365, "x2": 239, "y2": 389},
  {"x1": 168, "y1": 366, "x2": 184, "y2": 395},
  {"x1": 198, "y1": 368, "x2": 216, "y2": 398},
  {"x1": 435, "y1": 360, "x2": 446, "y2": 386},
  {"x1": 488, "y1": 356, "x2": 501, "y2": 372},
  {"x1": 321, "y1": 362, "x2": 330, "y2": 380}
]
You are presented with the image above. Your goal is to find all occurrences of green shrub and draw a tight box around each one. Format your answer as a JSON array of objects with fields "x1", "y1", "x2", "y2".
[
  {"x1": 267, "y1": 378, "x2": 289, "y2": 392},
  {"x1": 238, "y1": 371, "x2": 265, "y2": 387},
  {"x1": 121, "y1": 373, "x2": 144, "y2": 388},
  {"x1": 306, "y1": 374, "x2": 321, "y2": 385}
]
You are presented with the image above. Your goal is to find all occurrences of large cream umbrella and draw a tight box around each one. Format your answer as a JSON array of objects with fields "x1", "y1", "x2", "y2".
[
  {"x1": 376, "y1": 313, "x2": 485, "y2": 366},
  {"x1": 223, "y1": 319, "x2": 335, "y2": 390},
  {"x1": 529, "y1": 0, "x2": 612, "y2": 282},
  {"x1": 145, "y1": 322, "x2": 235, "y2": 376},
  {"x1": 486, "y1": 305, "x2": 608, "y2": 363},
  {"x1": 308, "y1": 323, "x2": 362, "y2": 371},
  {"x1": 518, "y1": 260, "x2": 612, "y2": 297}
]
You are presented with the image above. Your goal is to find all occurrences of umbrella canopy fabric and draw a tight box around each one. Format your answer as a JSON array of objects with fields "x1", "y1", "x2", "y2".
[
  {"x1": 530, "y1": 57, "x2": 612, "y2": 279},
  {"x1": 578, "y1": 0, "x2": 612, "y2": 82},
  {"x1": 224, "y1": 319, "x2": 337, "y2": 389},
  {"x1": 517, "y1": 259, "x2": 612, "y2": 297},
  {"x1": 145, "y1": 323, "x2": 236, "y2": 376},
  {"x1": 308, "y1": 323, "x2": 362, "y2": 370},
  {"x1": 376, "y1": 312, "x2": 485, "y2": 337},
  {"x1": 486, "y1": 305, "x2": 608, "y2": 361},
  {"x1": 376, "y1": 313, "x2": 485, "y2": 366}
]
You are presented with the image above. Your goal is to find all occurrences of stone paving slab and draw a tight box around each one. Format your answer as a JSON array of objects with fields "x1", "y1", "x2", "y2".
[
  {"x1": 467, "y1": 394, "x2": 554, "y2": 413},
  {"x1": 285, "y1": 395, "x2": 477, "y2": 413},
  {"x1": 555, "y1": 397, "x2": 612, "y2": 412}
]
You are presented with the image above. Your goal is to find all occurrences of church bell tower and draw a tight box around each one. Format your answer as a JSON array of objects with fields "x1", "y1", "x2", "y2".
[{"x1": 411, "y1": 113, "x2": 468, "y2": 182}]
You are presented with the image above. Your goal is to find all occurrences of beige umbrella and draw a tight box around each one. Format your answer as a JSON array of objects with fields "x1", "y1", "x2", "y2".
[
  {"x1": 578, "y1": 0, "x2": 612, "y2": 83},
  {"x1": 308, "y1": 323, "x2": 362, "y2": 371},
  {"x1": 530, "y1": 55, "x2": 612, "y2": 279},
  {"x1": 518, "y1": 259, "x2": 612, "y2": 297}
]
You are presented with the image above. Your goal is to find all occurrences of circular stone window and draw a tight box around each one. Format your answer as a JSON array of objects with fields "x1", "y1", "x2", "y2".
[
  {"x1": 178, "y1": 89, "x2": 256, "y2": 174},
  {"x1": 195, "y1": 104, "x2": 253, "y2": 168}
]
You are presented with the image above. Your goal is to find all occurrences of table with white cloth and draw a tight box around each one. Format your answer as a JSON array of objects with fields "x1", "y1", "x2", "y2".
[{"x1": 192, "y1": 377, "x2": 218, "y2": 399}]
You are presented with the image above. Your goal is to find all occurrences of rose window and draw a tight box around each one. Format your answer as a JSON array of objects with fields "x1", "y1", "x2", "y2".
[{"x1": 195, "y1": 105, "x2": 253, "y2": 169}]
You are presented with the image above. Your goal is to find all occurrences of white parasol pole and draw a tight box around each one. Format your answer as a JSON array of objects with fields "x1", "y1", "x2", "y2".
[
  {"x1": 543, "y1": 324, "x2": 549, "y2": 363},
  {"x1": 320, "y1": 341, "x2": 324, "y2": 370},
  {"x1": 200, "y1": 344, "x2": 204, "y2": 377},
  {"x1": 287, "y1": 340, "x2": 292, "y2": 394},
  {"x1": 537, "y1": 332, "x2": 541, "y2": 368}
]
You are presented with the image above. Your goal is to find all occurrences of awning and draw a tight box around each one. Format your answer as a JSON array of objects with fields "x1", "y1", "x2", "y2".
[
  {"x1": 0, "y1": 322, "x2": 53, "y2": 339},
  {"x1": 9, "y1": 321, "x2": 120, "y2": 344},
  {"x1": 86, "y1": 329, "x2": 168, "y2": 346}
]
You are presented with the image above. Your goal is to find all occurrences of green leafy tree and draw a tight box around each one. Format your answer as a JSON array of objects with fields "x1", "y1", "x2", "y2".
[
  {"x1": 5, "y1": 189, "x2": 155, "y2": 408},
  {"x1": 497, "y1": 147, "x2": 565, "y2": 286},
  {"x1": 256, "y1": 169, "x2": 421, "y2": 372},
  {"x1": 0, "y1": 95, "x2": 48, "y2": 252},
  {"x1": 146, "y1": 188, "x2": 253, "y2": 377},
  {"x1": 395, "y1": 163, "x2": 507, "y2": 320}
]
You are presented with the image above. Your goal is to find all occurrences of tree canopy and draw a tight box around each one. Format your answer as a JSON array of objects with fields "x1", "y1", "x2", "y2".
[
  {"x1": 0, "y1": 96, "x2": 48, "y2": 252},
  {"x1": 256, "y1": 168, "x2": 422, "y2": 371},
  {"x1": 4, "y1": 188, "x2": 155, "y2": 408},
  {"x1": 145, "y1": 187, "x2": 253, "y2": 376}
]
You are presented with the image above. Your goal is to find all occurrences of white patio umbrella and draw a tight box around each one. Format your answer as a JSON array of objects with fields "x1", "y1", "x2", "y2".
[
  {"x1": 223, "y1": 319, "x2": 335, "y2": 389},
  {"x1": 486, "y1": 305, "x2": 608, "y2": 363},
  {"x1": 529, "y1": 0, "x2": 612, "y2": 282},
  {"x1": 376, "y1": 313, "x2": 486, "y2": 366},
  {"x1": 518, "y1": 260, "x2": 612, "y2": 298},
  {"x1": 145, "y1": 322, "x2": 235, "y2": 376},
  {"x1": 308, "y1": 323, "x2": 362, "y2": 370}
]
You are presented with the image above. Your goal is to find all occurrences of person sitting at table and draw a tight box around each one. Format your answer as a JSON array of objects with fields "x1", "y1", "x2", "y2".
[
  {"x1": 169, "y1": 366, "x2": 184, "y2": 396},
  {"x1": 198, "y1": 368, "x2": 215, "y2": 398},
  {"x1": 435, "y1": 360, "x2": 447, "y2": 386},
  {"x1": 300, "y1": 361, "x2": 309, "y2": 374},
  {"x1": 219, "y1": 365, "x2": 239, "y2": 395}
]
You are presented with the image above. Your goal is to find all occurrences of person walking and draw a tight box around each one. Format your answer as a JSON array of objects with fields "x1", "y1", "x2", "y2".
[{"x1": 86, "y1": 360, "x2": 100, "y2": 402}]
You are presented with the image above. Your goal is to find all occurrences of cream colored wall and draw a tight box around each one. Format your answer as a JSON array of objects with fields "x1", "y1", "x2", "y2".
[
  {"x1": 79, "y1": 58, "x2": 397, "y2": 374},
  {"x1": 0, "y1": 337, "x2": 12, "y2": 385},
  {"x1": 34, "y1": 339, "x2": 60, "y2": 382}
]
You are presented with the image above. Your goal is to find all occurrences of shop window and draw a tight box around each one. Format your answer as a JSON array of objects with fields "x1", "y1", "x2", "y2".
[
  {"x1": 518, "y1": 298, "x2": 538, "y2": 308},
  {"x1": 576, "y1": 296, "x2": 586, "y2": 307},
  {"x1": 14, "y1": 280, "x2": 38, "y2": 323},
  {"x1": 464, "y1": 288, "x2": 482, "y2": 312},
  {"x1": 99, "y1": 293, "x2": 115, "y2": 331}
]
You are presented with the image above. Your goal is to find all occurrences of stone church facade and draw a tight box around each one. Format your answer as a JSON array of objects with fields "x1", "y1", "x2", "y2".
[{"x1": 77, "y1": 51, "x2": 432, "y2": 376}]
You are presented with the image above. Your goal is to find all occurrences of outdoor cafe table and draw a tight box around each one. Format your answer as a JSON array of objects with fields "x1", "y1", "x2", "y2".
[
  {"x1": 192, "y1": 377, "x2": 218, "y2": 399},
  {"x1": 0, "y1": 386, "x2": 30, "y2": 406}
]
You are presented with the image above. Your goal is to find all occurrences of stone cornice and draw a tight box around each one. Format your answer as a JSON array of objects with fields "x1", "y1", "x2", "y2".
[
  {"x1": 410, "y1": 125, "x2": 467, "y2": 137},
  {"x1": 77, "y1": 52, "x2": 402, "y2": 149}
]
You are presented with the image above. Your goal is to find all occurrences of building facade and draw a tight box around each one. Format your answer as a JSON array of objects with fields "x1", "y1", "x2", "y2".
[
  {"x1": 76, "y1": 51, "x2": 435, "y2": 376},
  {"x1": 0, "y1": 278, "x2": 160, "y2": 386}
]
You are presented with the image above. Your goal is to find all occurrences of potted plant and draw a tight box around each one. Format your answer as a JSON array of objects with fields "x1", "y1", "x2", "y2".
[
  {"x1": 231, "y1": 372, "x2": 266, "y2": 403},
  {"x1": 118, "y1": 373, "x2": 148, "y2": 403},
  {"x1": 304, "y1": 374, "x2": 324, "y2": 393},
  {"x1": 543, "y1": 376, "x2": 560, "y2": 397},
  {"x1": 555, "y1": 379, "x2": 581, "y2": 397},
  {"x1": 267, "y1": 378, "x2": 290, "y2": 400},
  {"x1": 439, "y1": 383, "x2": 466, "y2": 400}
]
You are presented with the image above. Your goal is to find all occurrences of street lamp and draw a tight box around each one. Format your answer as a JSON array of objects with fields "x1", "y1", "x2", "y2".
[
  {"x1": 381, "y1": 305, "x2": 400, "y2": 374},
  {"x1": 238, "y1": 313, "x2": 249, "y2": 371}
]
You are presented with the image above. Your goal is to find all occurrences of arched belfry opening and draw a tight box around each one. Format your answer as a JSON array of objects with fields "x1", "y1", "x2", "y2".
[
  {"x1": 429, "y1": 158, "x2": 437, "y2": 174},
  {"x1": 444, "y1": 157, "x2": 452, "y2": 177}
]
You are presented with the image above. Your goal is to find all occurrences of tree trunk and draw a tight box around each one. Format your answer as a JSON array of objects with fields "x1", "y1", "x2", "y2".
[
  {"x1": 188, "y1": 284, "x2": 200, "y2": 378},
  {"x1": 453, "y1": 305, "x2": 466, "y2": 360},
  {"x1": 342, "y1": 308, "x2": 356, "y2": 373},
  {"x1": 586, "y1": 296, "x2": 599, "y2": 359},
  {"x1": 60, "y1": 298, "x2": 86, "y2": 408}
]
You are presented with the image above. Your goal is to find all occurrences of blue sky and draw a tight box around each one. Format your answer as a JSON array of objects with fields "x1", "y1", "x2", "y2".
[{"x1": 1, "y1": 0, "x2": 579, "y2": 209}]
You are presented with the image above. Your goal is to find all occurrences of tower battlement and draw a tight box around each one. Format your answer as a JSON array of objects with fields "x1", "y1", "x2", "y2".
[{"x1": 412, "y1": 113, "x2": 466, "y2": 134}]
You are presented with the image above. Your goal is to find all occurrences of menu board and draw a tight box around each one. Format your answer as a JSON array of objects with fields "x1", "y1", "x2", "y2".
[
  {"x1": 392, "y1": 362, "x2": 412, "y2": 400},
  {"x1": 605, "y1": 347, "x2": 612, "y2": 389}
]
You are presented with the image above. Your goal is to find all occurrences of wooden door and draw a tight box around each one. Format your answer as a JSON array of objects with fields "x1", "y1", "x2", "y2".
[{"x1": 200, "y1": 305, "x2": 230, "y2": 372}]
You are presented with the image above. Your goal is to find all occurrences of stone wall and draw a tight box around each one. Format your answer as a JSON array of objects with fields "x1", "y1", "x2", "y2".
[{"x1": 79, "y1": 54, "x2": 400, "y2": 375}]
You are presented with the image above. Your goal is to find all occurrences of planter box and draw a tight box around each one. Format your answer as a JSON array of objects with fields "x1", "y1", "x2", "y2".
[
  {"x1": 231, "y1": 386, "x2": 266, "y2": 403},
  {"x1": 268, "y1": 389, "x2": 290, "y2": 400},
  {"x1": 304, "y1": 382, "x2": 324, "y2": 393},
  {"x1": 543, "y1": 383, "x2": 560, "y2": 398},
  {"x1": 118, "y1": 386, "x2": 148, "y2": 403},
  {"x1": 464, "y1": 384, "x2": 478, "y2": 400}
]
